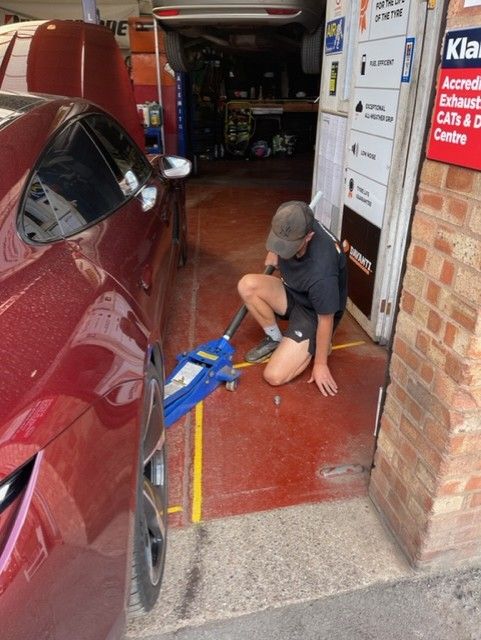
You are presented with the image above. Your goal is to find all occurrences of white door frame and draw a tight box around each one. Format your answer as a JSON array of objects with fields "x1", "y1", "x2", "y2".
[
  {"x1": 373, "y1": 0, "x2": 447, "y2": 343},
  {"x1": 343, "y1": 0, "x2": 447, "y2": 343}
]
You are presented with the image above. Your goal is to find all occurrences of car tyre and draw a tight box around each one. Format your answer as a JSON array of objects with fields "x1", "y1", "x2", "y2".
[
  {"x1": 301, "y1": 26, "x2": 322, "y2": 75},
  {"x1": 128, "y1": 361, "x2": 168, "y2": 617},
  {"x1": 165, "y1": 31, "x2": 190, "y2": 73}
]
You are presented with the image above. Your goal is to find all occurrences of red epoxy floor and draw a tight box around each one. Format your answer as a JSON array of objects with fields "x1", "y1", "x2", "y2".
[{"x1": 165, "y1": 155, "x2": 388, "y2": 526}]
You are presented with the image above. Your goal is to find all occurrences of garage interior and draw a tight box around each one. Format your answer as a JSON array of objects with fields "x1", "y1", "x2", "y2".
[
  {"x1": 163, "y1": 156, "x2": 388, "y2": 527},
  {"x1": 127, "y1": 9, "x2": 391, "y2": 526},
  {"x1": 185, "y1": 48, "x2": 320, "y2": 166}
]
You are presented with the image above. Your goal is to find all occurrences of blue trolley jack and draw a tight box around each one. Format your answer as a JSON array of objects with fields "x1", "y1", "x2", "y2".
[{"x1": 164, "y1": 265, "x2": 274, "y2": 426}]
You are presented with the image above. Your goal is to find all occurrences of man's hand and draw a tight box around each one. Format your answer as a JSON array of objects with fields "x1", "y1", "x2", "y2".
[
  {"x1": 265, "y1": 251, "x2": 278, "y2": 269},
  {"x1": 310, "y1": 314, "x2": 336, "y2": 396},
  {"x1": 308, "y1": 362, "x2": 338, "y2": 396}
]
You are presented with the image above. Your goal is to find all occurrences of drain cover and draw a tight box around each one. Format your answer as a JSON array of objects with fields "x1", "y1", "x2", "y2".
[{"x1": 318, "y1": 464, "x2": 365, "y2": 478}]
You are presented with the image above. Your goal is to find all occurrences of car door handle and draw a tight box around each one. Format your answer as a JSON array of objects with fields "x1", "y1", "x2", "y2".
[{"x1": 138, "y1": 186, "x2": 158, "y2": 212}]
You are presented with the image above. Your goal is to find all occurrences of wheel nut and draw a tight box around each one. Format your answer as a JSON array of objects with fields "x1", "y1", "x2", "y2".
[{"x1": 273, "y1": 395, "x2": 281, "y2": 406}]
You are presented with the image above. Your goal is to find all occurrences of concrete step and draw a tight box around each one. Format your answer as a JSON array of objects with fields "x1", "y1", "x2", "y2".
[{"x1": 127, "y1": 497, "x2": 411, "y2": 637}]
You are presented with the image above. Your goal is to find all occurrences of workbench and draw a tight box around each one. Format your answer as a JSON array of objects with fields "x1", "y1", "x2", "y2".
[
  {"x1": 224, "y1": 99, "x2": 319, "y2": 156},
  {"x1": 226, "y1": 99, "x2": 319, "y2": 113}
]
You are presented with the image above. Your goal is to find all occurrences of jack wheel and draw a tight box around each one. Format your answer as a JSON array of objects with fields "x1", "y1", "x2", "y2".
[{"x1": 226, "y1": 380, "x2": 238, "y2": 392}]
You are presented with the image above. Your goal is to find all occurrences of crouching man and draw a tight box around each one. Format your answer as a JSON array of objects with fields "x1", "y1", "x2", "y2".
[{"x1": 238, "y1": 201, "x2": 347, "y2": 397}]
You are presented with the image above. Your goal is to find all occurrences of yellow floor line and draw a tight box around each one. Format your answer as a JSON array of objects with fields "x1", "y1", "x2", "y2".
[
  {"x1": 234, "y1": 358, "x2": 269, "y2": 369},
  {"x1": 189, "y1": 340, "x2": 365, "y2": 522},
  {"x1": 168, "y1": 505, "x2": 183, "y2": 514},
  {"x1": 191, "y1": 401, "x2": 204, "y2": 523},
  {"x1": 234, "y1": 340, "x2": 366, "y2": 368},
  {"x1": 332, "y1": 340, "x2": 365, "y2": 350}
]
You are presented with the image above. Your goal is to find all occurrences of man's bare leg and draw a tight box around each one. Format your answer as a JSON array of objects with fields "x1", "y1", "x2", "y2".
[
  {"x1": 237, "y1": 274, "x2": 288, "y2": 325},
  {"x1": 263, "y1": 337, "x2": 312, "y2": 386},
  {"x1": 238, "y1": 273, "x2": 289, "y2": 361}
]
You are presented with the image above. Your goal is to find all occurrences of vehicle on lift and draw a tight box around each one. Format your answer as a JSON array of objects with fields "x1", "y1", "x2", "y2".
[
  {"x1": 153, "y1": 0, "x2": 325, "y2": 74},
  {"x1": 0, "y1": 90, "x2": 191, "y2": 639}
]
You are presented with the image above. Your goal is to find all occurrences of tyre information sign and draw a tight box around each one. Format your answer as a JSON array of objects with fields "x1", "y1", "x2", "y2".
[
  {"x1": 342, "y1": 0, "x2": 412, "y2": 318},
  {"x1": 427, "y1": 27, "x2": 481, "y2": 170}
]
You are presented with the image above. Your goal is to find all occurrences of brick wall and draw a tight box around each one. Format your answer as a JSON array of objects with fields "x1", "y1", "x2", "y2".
[{"x1": 369, "y1": 1, "x2": 481, "y2": 566}]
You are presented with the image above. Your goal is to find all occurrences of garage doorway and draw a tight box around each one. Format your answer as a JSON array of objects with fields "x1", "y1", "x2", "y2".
[
  {"x1": 143, "y1": 4, "x2": 391, "y2": 525},
  {"x1": 163, "y1": 155, "x2": 388, "y2": 525}
]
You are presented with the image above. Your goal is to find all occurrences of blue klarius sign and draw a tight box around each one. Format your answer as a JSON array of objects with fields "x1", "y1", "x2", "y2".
[
  {"x1": 325, "y1": 17, "x2": 345, "y2": 55},
  {"x1": 442, "y1": 27, "x2": 481, "y2": 68}
]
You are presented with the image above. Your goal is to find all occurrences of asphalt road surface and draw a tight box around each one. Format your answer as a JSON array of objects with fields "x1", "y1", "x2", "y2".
[{"x1": 143, "y1": 567, "x2": 481, "y2": 640}]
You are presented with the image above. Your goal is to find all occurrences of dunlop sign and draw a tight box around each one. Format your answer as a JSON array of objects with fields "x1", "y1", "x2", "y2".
[{"x1": 427, "y1": 27, "x2": 481, "y2": 170}]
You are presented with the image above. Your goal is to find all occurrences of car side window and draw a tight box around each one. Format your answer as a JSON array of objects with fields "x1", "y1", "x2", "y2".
[
  {"x1": 84, "y1": 114, "x2": 151, "y2": 197},
  {"x1": 21, "y1": 114, "x2": 150, "y2": 243},
  {"x1": 22, "y1": 178, "x2": 65, "y2": 243},
  {"x1": 22, "y1": 120, "x2": 124, "y2": 242}
]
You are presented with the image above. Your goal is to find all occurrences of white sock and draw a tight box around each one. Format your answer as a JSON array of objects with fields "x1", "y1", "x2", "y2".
[{"x1": 264, "y1": 325, "x2": 282, "y2": 342}]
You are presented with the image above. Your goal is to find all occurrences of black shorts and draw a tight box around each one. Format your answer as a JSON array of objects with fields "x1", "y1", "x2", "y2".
[{"x1": 276, "y1": 288, "x2": 344, "y2": 356}]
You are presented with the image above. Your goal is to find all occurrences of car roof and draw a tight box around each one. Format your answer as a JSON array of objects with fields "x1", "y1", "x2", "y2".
[
  {"x1": 0, "y1": 88, "x2": 86, "y2": 118},
  {"x1": 0, "y1": 91, "x2": 48, "y2": 129}
]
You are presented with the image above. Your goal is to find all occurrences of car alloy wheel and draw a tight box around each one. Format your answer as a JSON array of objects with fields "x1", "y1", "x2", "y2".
[
  {"x1": 141, "y1": 445, "x2": 166, "y2": 587},
  {"x1": 129, "y1": 359, "x2": 167, "y2": 616}
]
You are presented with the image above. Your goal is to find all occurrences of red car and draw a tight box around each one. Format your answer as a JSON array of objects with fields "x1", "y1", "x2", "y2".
[{"x1": 0, "y1": 91, "x2": 190, "y2": 639}]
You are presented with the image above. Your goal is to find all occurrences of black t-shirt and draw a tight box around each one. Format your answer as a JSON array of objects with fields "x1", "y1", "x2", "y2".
[{"x1": 278, "y1": 220, "x2": 347, "y2": 316}]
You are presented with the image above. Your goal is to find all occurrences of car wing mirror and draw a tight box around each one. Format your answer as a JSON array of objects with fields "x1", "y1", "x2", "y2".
[{"x1": 158, "y1": 155, "x2": 192, "y2": 180}]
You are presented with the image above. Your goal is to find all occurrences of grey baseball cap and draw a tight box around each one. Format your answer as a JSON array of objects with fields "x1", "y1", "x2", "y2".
[{"x1": 266, "y1": 201, "x2": 314, "y2": 259}]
